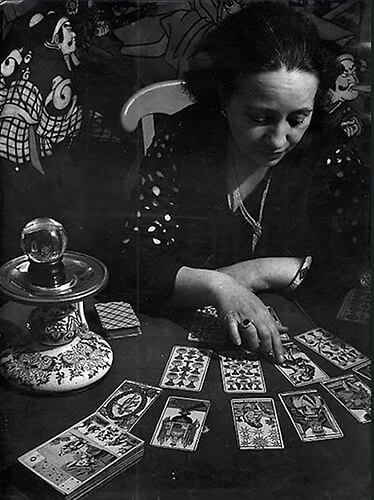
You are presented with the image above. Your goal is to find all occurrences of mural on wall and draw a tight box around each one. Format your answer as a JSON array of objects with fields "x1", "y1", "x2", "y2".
[
  {"x1": 3, "y1": 1, "x2": 369, "y2": 120},
  {"x1": 1, "y1": 1, "x2": 371, "y2": 89},
  {"x1": 0, "y1": 0, "x2": 371, "y2": 259}
]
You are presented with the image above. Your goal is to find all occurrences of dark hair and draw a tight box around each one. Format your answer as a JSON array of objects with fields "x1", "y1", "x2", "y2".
[{"x1": 184, "y1": 2, "x2": 326, "y2": 111}]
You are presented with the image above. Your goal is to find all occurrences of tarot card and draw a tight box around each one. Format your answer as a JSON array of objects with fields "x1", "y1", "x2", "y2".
[
  {"x1": 219, "y1": 351, "x2": 266, "y2": 393},
  {"x1": 94, "y1": 301, "x2": 142, "y2": 338},
  {"x1": 18, "y1": 414, "x2": 144, "y2": 497},
  {"x1": 336, "y1": 288, "x2": 370, "y2": 325},
  {"x1": 294, "y1": 328, "x2": 369, "y2": 370},
  {"x1": 231, "y1": 398, "x2": 284, "y2": 450},
  {"x1": 321, "y1": 374, "x2": 371, "y2": 424},
  {"x1": 188, "y1": 306, "x2": 226, "y2": 344},
  {"x1": 267, "y1": 306, "x2": 290, "y2": 342},
  {"x1": 97, "y1": 380, "x2": 163, "y2": 431},
  {"x1": 352, "y1": 361, "x2": 371, "y2": 382},
  {"x1": 275, "y1": 341, "x2": 329, "y2": 387},
  {"x1": 279, "y1": 389, "x2": 344, "y2": 442},
  {"x1": 150, "y1": 396, "x2": 211, "y2": 452},
  {"x1": 160, "y1": 345, "x2": 212, "y2": 392}
]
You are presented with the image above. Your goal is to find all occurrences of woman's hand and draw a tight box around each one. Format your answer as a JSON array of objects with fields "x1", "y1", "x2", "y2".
[
  {"x1": 172, "y1": 266, "x2": 286, "y2": 363},
  {"x1": 214, "y1": 279, "x2": 286, "y2": 364}
]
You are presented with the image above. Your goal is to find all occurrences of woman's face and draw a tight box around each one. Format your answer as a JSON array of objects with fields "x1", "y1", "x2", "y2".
[{"x1": 223, "y1": 68, "x2": 319, "y2": 168}]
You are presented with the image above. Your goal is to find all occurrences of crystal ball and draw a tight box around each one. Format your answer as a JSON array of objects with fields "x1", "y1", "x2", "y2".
[{"x1": 20, "y1": 218, "x2": 68, "y2": 264}]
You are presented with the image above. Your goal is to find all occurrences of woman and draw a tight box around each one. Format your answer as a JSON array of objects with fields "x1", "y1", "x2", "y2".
[{"x1": 117, "y1": 3, "x2": 326, "y2": 364}]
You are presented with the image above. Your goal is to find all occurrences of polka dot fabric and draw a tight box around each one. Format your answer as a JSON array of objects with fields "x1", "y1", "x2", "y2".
[{"x1": 121, "y1": 133, "x2": 181, "y2": 252}]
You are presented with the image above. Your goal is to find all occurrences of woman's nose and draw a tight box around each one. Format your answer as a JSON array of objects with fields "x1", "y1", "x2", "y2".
[{"x1": 266, "y1": 122, "x2": 290, "y2": 149}]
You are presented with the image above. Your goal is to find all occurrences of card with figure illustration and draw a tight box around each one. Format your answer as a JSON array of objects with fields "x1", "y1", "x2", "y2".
[
  {"x1": 219, "y1": 351, "x2": 266, "y2": 393},
  {"x1": 188, "y1": 306, "x2": 226, "y2": 344},
  {"x1": 18, "y1": 414, "x2": 144, "y2": 497},
  {"x1": 294, "y1": 328, "x2": 369, "y2": 370},
  {"x1": 321, "y1": 374, "x2": 371, "y2": 424},
  {"x1": 352, "y1": 361, "x2": 371, "y2": 382},
  {"x1": 160, "y1": 345, "x2": 212, "y2": 391},
  {"x1": 150, "y1": 396, "x2": 211, "y2": 452},
  {"x1": 279, "y1": 389, "x2": 344, "y2": 442},
  {"x1": 275, "y1": 341, "x2": 329, "y2": 387},
  {"x1": 97, "y1": 380, "x2": 163, "y2": 431},
  {"x1": 231, "y1": 398, "x2": 284, "y2": 450}
]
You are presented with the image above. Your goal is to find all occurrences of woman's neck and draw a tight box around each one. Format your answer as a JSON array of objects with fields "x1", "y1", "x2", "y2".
[{"x1": 229, "y1": 142, "x2": 271, "y2": 199}]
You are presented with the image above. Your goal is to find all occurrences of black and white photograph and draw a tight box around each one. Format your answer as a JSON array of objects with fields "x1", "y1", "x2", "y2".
[{"x1": 0, "y1": 1, "x2": 370, "y2": 499}]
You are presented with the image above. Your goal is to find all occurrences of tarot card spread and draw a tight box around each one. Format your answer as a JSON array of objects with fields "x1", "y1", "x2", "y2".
[
  {"x1": 97, "y1": 380, "x2": 163, "y2": 431},
  {"x1": 18, "y1": 414, "x2": 144, "y2": 498},
  {"x1": 279, "y1": 389, "x2": 344, "y2": 442},
  {"x1": 150, "y1": 396, "x2": 211, "y2": 452},
  {"x1": 275, "y1": 342, "x2": 329, "y2": 387},
  {"x1": 322, "y1": 374, "x2": 371, "y2": 424},
  {"x1": 294, "y1": 328, "x2": 368, "y2": 370},
  {"x1": 219, "y1": 352, "x2": 266, "y2": 393},
  {"x1": 160, "y1": 345, "x2": 212, "y2": 391},
  {"x1": 231, "y1": 398, "x2": 284, "y2": 450}
]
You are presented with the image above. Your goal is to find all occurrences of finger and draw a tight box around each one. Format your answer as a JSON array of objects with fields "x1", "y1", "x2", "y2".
[
  {"x1": 255, "y1": 323, "x2": 272, "y2": 353},
  {"x1": 278, "y1": 324, "x2": 289, "y2": 333},
  {"x1": 271, "y1": 330, "x2": 284, "y2": 364},
  {"x1": 225, "y1": 316, "x2": 242, "y2": 346},
  {"x1": 240, "y1": 321, "x2": 260, "y2": 352}
]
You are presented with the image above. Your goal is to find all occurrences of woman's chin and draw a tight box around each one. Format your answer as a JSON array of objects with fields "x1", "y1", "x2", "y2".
[{"x1": 263, "y1": 154, "x2": 286, "y2": 167}]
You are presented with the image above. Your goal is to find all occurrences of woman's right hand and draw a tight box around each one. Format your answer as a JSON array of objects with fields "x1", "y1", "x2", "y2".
[
  {"x1": 213, "y1": 277, "x2": 286, "y2": 364},
  {"x1": 173, "y1": 266, "x2": 286, "y2": 363}
]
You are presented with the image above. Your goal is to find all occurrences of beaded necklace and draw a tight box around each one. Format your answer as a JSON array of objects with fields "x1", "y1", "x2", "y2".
[{"x1": 230, "y1": 158, "x2": 272, "y2": 253}]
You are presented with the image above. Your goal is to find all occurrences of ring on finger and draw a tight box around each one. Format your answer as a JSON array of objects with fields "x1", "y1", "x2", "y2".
[{"x1": 240, "y1": 318, "x2": 254, "y2": 329}]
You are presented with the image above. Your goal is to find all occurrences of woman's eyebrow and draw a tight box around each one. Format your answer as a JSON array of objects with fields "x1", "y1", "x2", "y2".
[
  {"x1": 243, "y1": 106, "x2": 275, "y2": 113},
  {"x1": 291, "y1": 108, "x2": 314, "y2": 115},
  {"x1": 243, "y1": 106, "x2": 314, "y2": 115}
]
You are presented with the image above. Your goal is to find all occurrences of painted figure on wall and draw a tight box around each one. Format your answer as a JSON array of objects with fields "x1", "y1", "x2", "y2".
[
  {"x1": 0, "y1": 11, "x2": 83, "y2": 171},
  {"x1": 311, "y1": 45, "x2": 370, "y2": 267},
  {"x1": 113, "y1": 0, "x2": 243, "y2": 84}
]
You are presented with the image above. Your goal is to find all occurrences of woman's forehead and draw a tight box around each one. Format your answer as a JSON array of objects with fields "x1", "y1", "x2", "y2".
[{"x1": 234, "y1": 69, "x2": 318, "y2": 108}]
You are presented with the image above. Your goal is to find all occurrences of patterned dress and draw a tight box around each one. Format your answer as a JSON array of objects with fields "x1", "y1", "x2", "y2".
[{"x1": 114, "y1": 104, "x2": 320, "y2": 313}]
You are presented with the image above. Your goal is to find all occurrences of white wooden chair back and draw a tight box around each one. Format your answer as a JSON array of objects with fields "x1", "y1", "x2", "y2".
[{"x1": 120, "y1": 80, "x2": 194, "y2": 154}]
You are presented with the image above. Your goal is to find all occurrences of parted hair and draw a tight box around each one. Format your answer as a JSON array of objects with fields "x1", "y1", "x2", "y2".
[{"x1": 184, "y1": 1, "x2": 326, "y2": 111}]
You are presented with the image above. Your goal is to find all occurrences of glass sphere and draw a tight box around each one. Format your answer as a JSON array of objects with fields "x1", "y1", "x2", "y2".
[{"x1": 20, "y1": 218, "x2": 68, "y2": 264}]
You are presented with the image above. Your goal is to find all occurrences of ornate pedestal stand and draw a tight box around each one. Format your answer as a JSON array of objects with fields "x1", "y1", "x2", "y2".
[{"x1": 0, "y1": 218, "x2": 113, "y2": 393}]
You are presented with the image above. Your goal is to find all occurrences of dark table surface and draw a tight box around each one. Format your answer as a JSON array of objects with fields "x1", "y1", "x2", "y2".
[{"x1": 0, "y1": 292, "x2": 371, "y2": 500}]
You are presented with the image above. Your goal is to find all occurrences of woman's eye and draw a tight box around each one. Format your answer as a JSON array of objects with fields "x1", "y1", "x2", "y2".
[
  {"x1": 248, "y1": 115, "x2": 270, "y2": 124},
  {"x1": 289, "y1": 115, "x2": 309, "y2": 127}
]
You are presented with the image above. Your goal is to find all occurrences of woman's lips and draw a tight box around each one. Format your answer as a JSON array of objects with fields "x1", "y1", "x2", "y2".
[{"x1": 263, "y1": 150, "x2": 286, "y2": 158}]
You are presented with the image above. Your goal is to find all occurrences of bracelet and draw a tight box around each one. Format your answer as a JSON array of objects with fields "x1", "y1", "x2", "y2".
[{"x1": 285, "y1": 256, "x2": 313, "y2": 292}]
